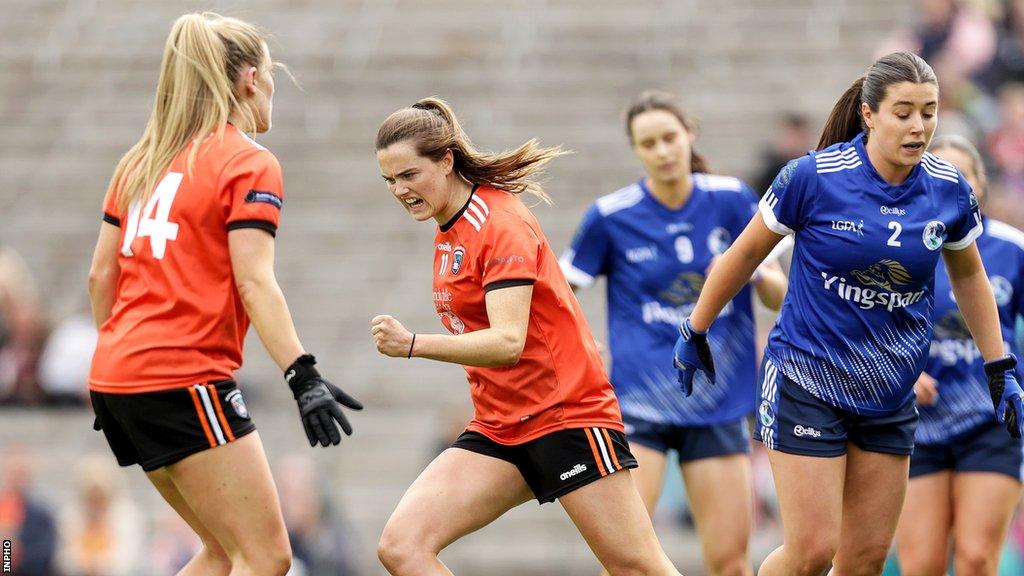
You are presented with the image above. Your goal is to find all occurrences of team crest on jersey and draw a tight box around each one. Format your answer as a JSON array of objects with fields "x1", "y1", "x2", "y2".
[
  {"x1": 439, "y1": 310, "x2": 466, "y2": 335},
  {"x1": 451, "y1": 247, "x2": 466, "y2": 275},
  {"x1": 773, "y1": 160, "x2": 798, "y2": 191},
  {"x1": 225, "y1": 390, "x2": 249, "y2": 419},
  {"x1": 991, "y1": 275, "x2": 1013, "y2": 307},
  {"x1": 922, "y1": 220, "x2": 946, "y2": 251},
  {"x1": 659, "y1": 272, "x2": 705, "y2": 305},
  {"x1": 758, "y1": 400, "x2": 775, "y2": 427},
  {"x1": 707, "y1": 227, "x2": 732, "y2": 255},
  {"x1": 851, "y1": 259, "x2": 912, "y2": 292}
]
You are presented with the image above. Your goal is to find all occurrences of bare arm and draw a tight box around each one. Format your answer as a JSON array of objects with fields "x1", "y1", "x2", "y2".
[
  {"x1": 229, "y1": 228, "x2": 305, "y2": 371},
  {"x1": 88, "y1": 222, "x2": 121, "y2": 329},
  {"x1": 943, "y1": 244, "x2": 1006, "y2": 361},
  {"x1": 372, "y1": 284, "x2": 532, "y2": 368},
  {"x1": 690, "y1": 213, "x2": 785, "y2": 331},
  {"x1": 752, "y1": 261, "x2": 787, "y2": 311}
]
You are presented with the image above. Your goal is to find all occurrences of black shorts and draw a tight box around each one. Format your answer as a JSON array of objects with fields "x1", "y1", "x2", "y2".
[
  {"x1": 623, "y1": 414, "x2": 751, "y2": 461},
  {"x1": 452, "y1": 427, "x2": 638, "y2": 504},
  {"x1": 90, "y1": 381, "x2": 256, "y2": 472},
  {"x1": 910, "y1": 420, "x2": 1024, "y2": 481},
  {"x1": 753, "y1": 358, "x2": 918, "y2": 457}
]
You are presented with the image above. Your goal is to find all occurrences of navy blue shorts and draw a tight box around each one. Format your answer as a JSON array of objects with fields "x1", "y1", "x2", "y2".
[
  {"x1": 910, "y1": 420, "x2": 1024, "y2": 480},
  {"x1": 753, "y1": 358, "x2": 918, "y2": 457},
  {"x1": 622, "y1": 413, "x2": 750, "y2": 462}
]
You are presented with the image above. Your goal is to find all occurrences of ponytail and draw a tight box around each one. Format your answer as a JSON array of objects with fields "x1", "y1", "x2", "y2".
[
  {"x1": 817, "y1": 77, "x2": 866, "y2": 150},
  {"x1": 377, "y1": 97, "x2": 566, "y2": 204}
]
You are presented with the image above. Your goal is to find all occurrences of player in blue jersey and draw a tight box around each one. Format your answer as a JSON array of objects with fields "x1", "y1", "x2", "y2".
[
  {"x1": 561, "y1": 90, "x2": 787, "y2": 576},
  {"x1": 673, "y1": 52, "x2": 1024, "y2": 576},
  {"x1": 894, "y1": 135, "x2": 1024, "y2": 576}
]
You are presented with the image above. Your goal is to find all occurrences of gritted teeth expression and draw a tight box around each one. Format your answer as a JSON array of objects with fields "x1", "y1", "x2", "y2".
[
  {"x1": 630, "y1": 109, "x2": 692, "y2": 183},
  {"x1": 864, "y1": 81, "x2": 938, "y2": 168},
  {"x1": 377, "y1": 140, "x2": 450, "y2": 221}
]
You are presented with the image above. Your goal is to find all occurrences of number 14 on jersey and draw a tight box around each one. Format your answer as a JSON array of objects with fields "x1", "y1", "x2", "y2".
[{"x1": 121, "y1": 172, "x2": 183, "y2": 260}]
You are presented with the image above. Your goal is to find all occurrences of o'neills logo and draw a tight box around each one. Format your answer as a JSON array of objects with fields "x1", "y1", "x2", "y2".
[{"x1": 560, "y1": 463, "x2": 587, "y2": 481}]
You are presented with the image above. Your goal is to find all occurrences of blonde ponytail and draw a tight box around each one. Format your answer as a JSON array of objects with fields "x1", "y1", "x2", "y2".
[{"x1": 109, "y1": 12, "x2": 267, "y2": 212}]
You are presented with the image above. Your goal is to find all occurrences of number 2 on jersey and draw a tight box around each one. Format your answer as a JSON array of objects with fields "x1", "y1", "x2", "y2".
[
  {"x1": 887, "y1": 221, "x2": 902, "y2": 247},
  {"x1": 121, "y1": 172, "x2": 183, "y2": 260}
]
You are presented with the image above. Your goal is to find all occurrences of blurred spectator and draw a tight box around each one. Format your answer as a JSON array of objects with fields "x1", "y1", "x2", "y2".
[
  {"x1": 987, "y1": 0, "x2": 1024, "y2": 89},
  {"x1": 987, "y1": 82, "x2": 1024, "y2": 212},
  {"x1": 147, "y1": 508, "x2": 201, "y2": 576},
  {"x1": 37, "y1": 309, "x2": 96, "y2": 405},
  {"x1": 0, "y1": 445, "x2": 58, "y2": 575},
  {"x1": 58, "y1": 455, "x2": 143, "y2": 576},
  {"x1": 749, "y1": 112, "x2": 813, "y2": 197},
  {"x1": 0, "y1": 246, "x2": 47, "y2": 404},
  {"x1": 277, "y1": 455, "x2": 360, "y2": 576}
]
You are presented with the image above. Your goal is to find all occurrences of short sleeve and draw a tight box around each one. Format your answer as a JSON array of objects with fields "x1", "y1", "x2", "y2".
[
  {"x1": 559, "y1": 204, "x2": 611, "y2": 289},
  {"x1": 479, "y1": 211, "x2": 542, "y2": 292},
  {"x1": 943, "y1": 177, "x2": 983, "y2": 250},
  {"x1": 222, "y1": 148, "x2": 284, "y2": 237},
  {"x1": 102, "y1": 188, "x2": 121, "y2": 227},
  {"x1": 758, "y1": 156, "x2": 812, "y2": 236}
]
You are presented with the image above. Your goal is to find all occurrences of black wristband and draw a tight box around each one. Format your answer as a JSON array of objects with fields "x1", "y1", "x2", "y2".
[
  {"x1": 285, "y1": 353, "x2": 320, "y2": 394},
  {"x1": 407, "y1": 334, "x2": 416, "y2": 359},
  {"x1": 985, "y1": 354, "x2": 1017, "y2": 378}
]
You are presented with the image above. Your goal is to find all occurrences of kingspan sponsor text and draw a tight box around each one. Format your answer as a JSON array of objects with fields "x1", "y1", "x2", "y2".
[{"x1": 821, "y1": 273, "x2": 924, "y2": 311}]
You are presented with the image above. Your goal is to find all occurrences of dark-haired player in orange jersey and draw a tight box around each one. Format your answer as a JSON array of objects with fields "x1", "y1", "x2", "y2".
[
  {"x1": 87, "y1": 13, "x2": 360, "y2": 576},
  {"x1": 370, "y1": 97, "x2": 682, "y2": 576}
]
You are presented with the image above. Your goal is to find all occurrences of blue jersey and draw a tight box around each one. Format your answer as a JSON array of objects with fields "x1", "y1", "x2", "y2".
[
  {"x1": 916, "y1": 218, "x2": 1024, "y2": 444},
  {"x1": 760, "y1": 133, "x2": 982, "y2": 416},
  {"x1": 561, "y1": 174, "x2": 759, "y2": 426}
]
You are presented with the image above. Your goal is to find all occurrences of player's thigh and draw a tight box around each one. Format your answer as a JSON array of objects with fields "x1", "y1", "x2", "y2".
[
  {"x1": 952, "y1": 472, "x2": 1022, "y2": 568},
  {"x1": 146, "y1": 467, "x2": 228, "y2": 557},
  {"x1": 681, "y1": 453, "x2": 752, "y2": 554},
  {"x1": 767, "y1": 448, "x2": 845, "y2": 554},
  {"x1": 832, "y1": 445, "x2": 910, "y2": 568},
  {"x1": 162, "y1": 431, "x2": 288, "y2": 557},
  {"x1": 624, "y1": 442, "x2": 668, "y2": 515},
  {"x1": 894, "y1": 471, "x2": 953, "y2": 575},
  {"x1": 558, "y1": 469, "x2": 674, "y2": 572},
  {"x1": 381, "y1": 447, "x2": 533, "y2": 553}
]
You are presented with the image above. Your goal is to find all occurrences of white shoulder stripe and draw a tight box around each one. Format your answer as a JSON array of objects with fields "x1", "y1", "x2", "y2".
[
  {"x1": 815, "y1": 147, "x2": 857, "y2": 163},
  {"x1": 759, "y1": 193, "x2": 794, "y2": 235},
  {"x1": 693, "y1": 173, "x2": 743, "y2": 192},
  {"x1": 987, "y1": 219, "x2": 1024, "y2": 251},
  {"x1": 596, "y1": 183, "x2": 644, "y2": 216},
  {"x1": 817, "y1": 160, "x2": 862, "y2": 174},
  {"x1": 238, "y1": 130, "x2": 268, "y2": 152},
  {"x1": 816, "y1": 155, "x2": 861, "y2": 170},
  {"x1": 463, "y1": 210, "x2": 482, "y2": 231},
  {"x1": 472, "y1": 194, "x2": 489, "y2": 215},
  {"x1": 467, "y1": 201, "x2": 486, "y2": 223},
  {"x1": 923, "y1": 153, "x2": 959, "y2": 175},
  {"x1": 922, "y1": 164, "x2": 960, "y2": 184}
]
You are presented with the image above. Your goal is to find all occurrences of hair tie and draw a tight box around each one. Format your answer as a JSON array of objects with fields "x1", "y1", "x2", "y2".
[{"x1": 411, "y1": 103, "x2": 430, "y2": 111}]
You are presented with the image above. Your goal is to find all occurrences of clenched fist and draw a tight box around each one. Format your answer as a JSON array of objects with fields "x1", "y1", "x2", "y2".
[{"x1": 371, "y1": 315, "x2": 415, "y2": 358}]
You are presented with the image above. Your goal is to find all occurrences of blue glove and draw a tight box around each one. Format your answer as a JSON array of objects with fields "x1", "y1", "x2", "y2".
[
  {"x1": 984, "y1": 354, "x2": 1024, "y2": 439},
  {"x1": 673, "y1": 318, "x2": 716, "y2": 396}
]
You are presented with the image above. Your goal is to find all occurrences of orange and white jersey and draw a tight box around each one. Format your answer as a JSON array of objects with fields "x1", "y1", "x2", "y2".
[
  {"x1": 89, "y1": 124, "x2": 283, "y2": 394},
  {"x1": 433, "y1": 185, "x2": 623, "y2": 444}
]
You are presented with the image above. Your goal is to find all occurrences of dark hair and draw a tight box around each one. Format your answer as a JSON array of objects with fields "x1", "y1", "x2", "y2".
[
  {"x1": 625, "y1": 90, "x2": 710, "y2": 174},
  {"x1": 375, "y1": 97, "x2": 565, "y2": 204},
  {"x1": 817, "y1": 52, "x2": 938, "y2": 150}
]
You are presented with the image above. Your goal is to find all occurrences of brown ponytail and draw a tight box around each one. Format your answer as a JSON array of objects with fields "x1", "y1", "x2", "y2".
[
  {"x1": 817, "y1": 77, "x2": 866, "y2": 150},
  {"x1": 376, "y1": 97, "x2": 566, "y2": 204}
]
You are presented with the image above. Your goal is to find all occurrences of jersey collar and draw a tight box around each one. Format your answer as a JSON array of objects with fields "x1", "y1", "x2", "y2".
[
  {"x1": 854, "y1": 132, "x2": 922, "y2": 199},
  {"x1": 439, "y1": 184, "x2": 480, "y2": 232}
]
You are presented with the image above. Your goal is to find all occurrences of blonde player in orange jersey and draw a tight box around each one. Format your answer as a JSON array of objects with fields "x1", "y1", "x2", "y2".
[
  {"x1": 87, "y1": 13, "x2": 361, "y2": 576},
  {"x1": 370, "y1": 98, "x2": 681, "y2": 576}
]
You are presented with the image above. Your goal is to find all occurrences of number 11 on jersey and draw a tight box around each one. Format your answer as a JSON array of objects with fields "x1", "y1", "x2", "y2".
[{"x1": 121, "y1": 172, "x2": 183, "y2": 260}]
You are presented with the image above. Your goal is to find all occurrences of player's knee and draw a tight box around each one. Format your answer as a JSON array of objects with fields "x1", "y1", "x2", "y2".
[
  {"x1": 897, "y1": 549, "x2": 947, "y2": 576},
  {"x1": 833, "y1": 547, "x2": 888, "y2": 576},
  {"x1": 789, "y1": 540, "x2": 836, "y2": 575},
  {"x1": 234, "y1": 538, "x2": 291, "y2": 576},
  {"x1": 377, "y1": 522, "x2": 432, "y2": 574},
  {"x1": 954, "y1": 542, "x2": 997, "y2": 576},
  {"x1": 705, "y1": 551, "x2": 749, "y2": 576},
  {"x1": 601, "y1": 552, "x2": 672, "y2": 576}
]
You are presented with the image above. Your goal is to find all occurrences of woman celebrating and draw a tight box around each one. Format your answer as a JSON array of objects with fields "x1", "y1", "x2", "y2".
[
  {"x1": 561, "y1": 90, "x2": 786, "y2": 576},
  {"x1": 371, "y1": 97, "x2": 680, "y2": 575},
  {"x1": 88, "y1": 13, "x2": 361, "y2": 576},
  {"x1": 672, "y1": 52, "x2": 1023, "y2": 576},
  {"x1": 895, "y1": 135, "x2": 1024, "y2": 576}
]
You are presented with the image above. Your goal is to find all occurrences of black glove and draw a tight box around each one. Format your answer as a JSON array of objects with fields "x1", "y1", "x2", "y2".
[
  {"x1": 984, "y1": 354, "x2": 1024, "y2": 439},
  {"x1": 286, "y1": 354, "x2": 363, "y2": 447}
]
